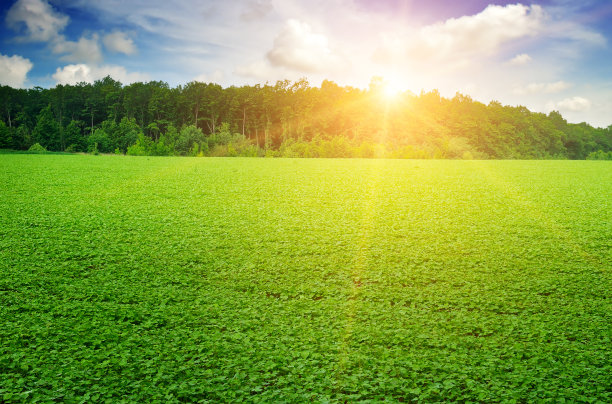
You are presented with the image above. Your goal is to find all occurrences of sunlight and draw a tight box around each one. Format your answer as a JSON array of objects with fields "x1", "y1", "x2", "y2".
[
  {"x1": 380, "y1": 76, "x2": 407, "y2": 100},
  {"x1": 383, "y1": 83, "x2": 401, "y2": 99}
]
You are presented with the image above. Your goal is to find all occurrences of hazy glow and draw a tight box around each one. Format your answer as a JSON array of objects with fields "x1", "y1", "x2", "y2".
[
  {"x1": 379, "y1": 75, "x2": 410, "y2": 100},
  {"x1": 383, "y1": 82, "x2": 402, "y2": 99}
]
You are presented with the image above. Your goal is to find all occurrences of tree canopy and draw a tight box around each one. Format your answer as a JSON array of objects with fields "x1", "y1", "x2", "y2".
[{"x1": 0, "y1": 77, "x2": 610, "y2": 159}]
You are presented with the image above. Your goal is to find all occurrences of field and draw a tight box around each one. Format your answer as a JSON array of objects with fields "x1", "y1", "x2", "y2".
[{"x1": 1, "y1": 155, "x2": 610, "y2": 402}]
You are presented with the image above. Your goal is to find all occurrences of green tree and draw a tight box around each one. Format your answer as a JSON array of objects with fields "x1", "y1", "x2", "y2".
[
  {"x1": 182, "y1": 81, "x2": 207, "y2": 129},
  {"x1": 126, "y1": 133, "x2": 154, "y2": 156},
  {"x1": 64, "y1": 120, "x2": 85, "y2": 151},
  {"x1": 87, "y1": 128, "x2": 112, "y2": 153},
  {"x1": 0, "y1": 85, "x2": 16, "y2": 129},
  {"x1": 175, "y1": 125, "x2": 205, "y2": 155},
  {"x1": 32, "y1": 105, "x2": 61, "y2": 151},
  {"x1": 116, "y1": 117, "x2": 141, "y2": 152},
  {"x1": 0, "y1": 120, "x2": 12, "y2": 148}
]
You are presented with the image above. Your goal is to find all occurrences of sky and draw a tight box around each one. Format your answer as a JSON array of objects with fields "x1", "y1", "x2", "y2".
[{"x1": 1, "y1": 0, "x2": 611, "y2": 127}]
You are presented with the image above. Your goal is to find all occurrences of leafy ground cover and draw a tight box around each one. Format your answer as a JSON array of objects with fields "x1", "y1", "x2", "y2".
[{"x1": 1, "y1": 155, "x2": 610, "y2": 402}]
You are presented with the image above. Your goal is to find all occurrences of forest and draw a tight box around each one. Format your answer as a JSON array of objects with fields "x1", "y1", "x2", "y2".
[{"x1": 0, "y1": 77, "x2": 611, "y2": 159}]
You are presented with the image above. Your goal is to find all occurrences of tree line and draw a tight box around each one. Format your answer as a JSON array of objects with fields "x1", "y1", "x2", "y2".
[{"x1": 1, "y1": 76, "x2": 611, "y2": 159}]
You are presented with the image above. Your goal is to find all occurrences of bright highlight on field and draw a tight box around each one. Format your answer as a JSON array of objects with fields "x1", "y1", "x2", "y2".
[{"x1": 1, "y1": 155, "x2": 610, "y2": 402}]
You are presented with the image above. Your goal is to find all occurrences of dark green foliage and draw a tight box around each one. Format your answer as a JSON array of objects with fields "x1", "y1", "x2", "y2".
[
  {"x1": 63, "y1": 120, "x2": 85, "y2": 152},
  {"x1": 12, "y1": 125, "x2": 31, "y2": 150},
  {"x1": 0, "y1": 156, "x2": 610, "y2": 402},
  {"x1": 32, "y1": 105, "x2": 61, "y2": 151},
  {"x1": 92, "y1": 118, "x2": 141, "y2": 154},
  {"x1": 1, "y1": 78, "x2": 611, "y2": 158},
  {"x1": 163, "y1": 124, "x2": 179, "y2": 146},
  {"x1": 115, "y1": 117, "x2": 141, "y2": 153},
  {"x1": 0, "y1": 121, "x2": 12, "y2": 149},
  {"x1": 87, "y1": 129, "x2": 112, "y2": 153}
]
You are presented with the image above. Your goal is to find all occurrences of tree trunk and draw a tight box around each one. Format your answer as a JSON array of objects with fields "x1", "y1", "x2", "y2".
[
  {"x1": 59, "y1": 109, "x2": 64, "y2": 150},
  {"x1": 242, "y1": 108, "x2": 246, "y2": 138},
  {"x1": 265, "y1": 117, "x2": 271, "y2": 150}
]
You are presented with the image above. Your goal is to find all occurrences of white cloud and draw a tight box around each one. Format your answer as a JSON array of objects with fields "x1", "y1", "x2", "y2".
[
  {"x1": 52, "y1": 64, "x2": 90, "y2": 84},
  {"x1": 5, "y1": 0, "x2": 68, "y2": 42},
  {"x1": 0, "y1": 54, "x2": 33, "y2": 87},
  {"x1": 266, "y1": 19, "x2": 344, "y2": 73},
  {"x1": 5, "y1": 0, "x2": 103, "y2": 64},
  {"x1": 375, "y1": 4, "x2": 544, "y2": 70},
  {"x1": 52, "y1": 64, "x2": 149, "y2": 85},
  {"x1": 420, "y1": 4, "x2": 544, "y2": 56},
  {"x1": 52, "y1": 34, "x2": 103, "y2": 63},
  {"x1": 103, "y1": 31, "x2": 136, "y2": 55},
  {"x1": 509, "y1": 53, "x2": 532, "y2": 66},
  {"x1": 554, "y1": 96, "x2": 592, "y2": 112},
  {"x1": 513, "y1": 81, "x2": 571, "y2": 95},
  {"x1": 194, "y1": 70, "x2": 224, "y2": 83}
]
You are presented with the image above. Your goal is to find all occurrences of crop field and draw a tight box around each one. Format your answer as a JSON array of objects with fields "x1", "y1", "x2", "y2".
[{"x1": 1, "y1": 155, "x2": 611, "y2": 402}]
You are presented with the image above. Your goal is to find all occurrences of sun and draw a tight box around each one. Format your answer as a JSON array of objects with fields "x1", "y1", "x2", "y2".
[
  {"x1": 379, "y1": 76, "x2": 407, "y2": 100},
  {"x1": 383, "y1": 83, "x2": 402, "y2": 99}
]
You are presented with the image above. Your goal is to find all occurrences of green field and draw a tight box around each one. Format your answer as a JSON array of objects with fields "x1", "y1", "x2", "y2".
[{"x1": 1, "y1": 155, "x2": 611, "y2": 402}]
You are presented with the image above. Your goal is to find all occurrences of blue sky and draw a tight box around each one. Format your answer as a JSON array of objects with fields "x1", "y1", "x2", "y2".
[{"x1": 1, "y1": 0, "x2": 611, "y2": 127}]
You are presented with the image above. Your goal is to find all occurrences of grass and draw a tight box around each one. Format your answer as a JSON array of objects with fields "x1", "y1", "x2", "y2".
[{"x1": 1, "y1": 154, "x2": 610, "y2": 402}]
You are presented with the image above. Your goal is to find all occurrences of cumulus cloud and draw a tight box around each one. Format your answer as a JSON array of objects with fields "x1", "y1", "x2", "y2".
[
  {"x1": 52, "y1": 34, "x2": 103, "y2": 63},
  {"x1": 52, "y1": 64, "x2": 149, "y2": 85},
  {"x1": 513, "y1": 81, "x2": 571, "y2": 95},
  {"x1": 420, "y1": 4, "x2": 543, "y2": 55},
  {"x1": 266, "y1": 19, "x2": 344, "y2": 73},
  {"x1": 554, "y1": 96, "x2": 592, "y2": 112},
  {"x1": 5, "y1": 0, "x2": 105, "y2": 64},
  {"x1": 5, "y1": 0, "x2": 68, "y2": 42},
  {"x1": 0, "y1": 54, "x2": 33, "y2": 87},
  {"x1": 103, "y1": 31, "x2": 136, "y2": 55},
  {"x1": 509, "y1": 53, "x2": 532, "y2": 65},
  {"x1": 375, "y1": 4, "x2": 544, "y2": 69}
]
